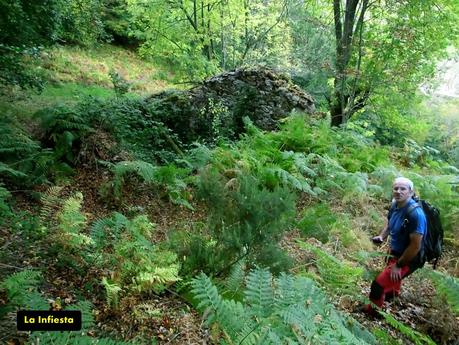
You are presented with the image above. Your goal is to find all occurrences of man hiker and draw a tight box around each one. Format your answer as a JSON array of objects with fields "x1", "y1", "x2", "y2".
[{"x1": 361, "y1": 177, "x2": 427, "y2": 316}]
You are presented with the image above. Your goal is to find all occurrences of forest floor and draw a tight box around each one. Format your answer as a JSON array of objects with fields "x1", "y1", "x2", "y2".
[{"x1": 2, "y1": 161, "x2": 459, "y2": 344}]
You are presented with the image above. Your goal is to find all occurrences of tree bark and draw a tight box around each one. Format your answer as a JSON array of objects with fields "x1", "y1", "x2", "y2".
[{"x1": 331, "y1": 0, "x2": 369, "y2": 126}]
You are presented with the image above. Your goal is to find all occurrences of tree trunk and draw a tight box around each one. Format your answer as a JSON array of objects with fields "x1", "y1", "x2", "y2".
[{"x1": 331, "y1": 0, "x2": 369, "y2": 126}]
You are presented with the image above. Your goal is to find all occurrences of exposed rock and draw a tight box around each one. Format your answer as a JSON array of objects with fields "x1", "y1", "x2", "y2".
[{"x1": 145, "y1": 67, "x2": 315, "y2": 144}]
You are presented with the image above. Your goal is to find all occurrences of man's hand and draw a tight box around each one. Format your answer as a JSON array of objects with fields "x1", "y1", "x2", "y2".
[
  {"x1": 372, "y1": 235, "x2": 384, "y2": 244},
  {"x1": 390, "y1": 264, "x2": 402, "y2": 282}
]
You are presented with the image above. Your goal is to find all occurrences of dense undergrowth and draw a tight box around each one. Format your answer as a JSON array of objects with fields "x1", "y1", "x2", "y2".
[{"x1": 1, "y1": 46, "x2": 459, "y2": 345}]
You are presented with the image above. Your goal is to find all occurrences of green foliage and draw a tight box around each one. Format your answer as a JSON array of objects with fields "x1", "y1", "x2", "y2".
[
  {"x1": 69, "y1": 96, "x2": 183, "y2": 163},
  {"x1": 91, "y1": 213, "x2": 180, "y2": 298},
  {"x1": 0, "y1": 270, "x2": 48, "y2": 315},
  {"x1": 102, "y1": 0, "x2": 134, "y2": 44},
  {"x1": 298, "y1": 203, "x2": 337, "y2": 243},
  {"x1": 0, "y1": 0, "x2": 107, "y2": 90},
  {"x1": 28, "y1": 333, "x2": 135, "y2": 345},
  {"x1": 101, "y1": 277, "x2": 122, "y2": 309},
  {"x1": 287, "y1": 2, "x2": 334, "y2": 110},
  {"x1": 0, "y1": 183, "x2": 13, "y2": 223},
  {"x1": 0, "y1": 270, "x2": 134, "y2": 344},
  {"x1": 0, "y1": 44, "x2": 45, "y2": 91},
  {"x1": 90, "y1": 211, "x2": 129, "y2": 250},
  {"x1": 127, "y1": 0, "x2": 290, "y2": 79},
  {"x1": 109, "y1": 69, "x2": 131, "y2": 96},
  {"x1": 428, "y1": 270, "x2": 459, "y2": 315},
  {"x1": 58, "y1": 0, "x2": 107, "y2": 46},
  {"x1": 405, "y1": 174, "x2": 459, "y2": 237},
  {"x1": 56, "y1": 192, "x2": 93, "y2": 250},
  {"x1": 105, "y1": 160, "x2": 193, "y2": 209},
  {"x1": 380, "y1": 311, "x2": 436, "y2": 345},
  {"x1": 35, "y1": 104, "x2": 93, "y2": 164},
  {"x1": 208, "y1": 116, "x2": 386, "y2": 205},
  {"x1": 195, "y1": 169, "x2": 296, "y2": 274},
  {"x1": 0, "y1": 117, "x2": 53, "y2": 186},
  {"x1": 297, "y1": 241, "x2": 363, "y2": 296},
  {"x1": 39, "y1": 188, "x2": 94, "y2": 273},
  {"x1": 192, "y1": 268, "x2": 377, "y2": 344},
  {"x1": 110, "y1": 160, "x2": 158, "y2": 197}
]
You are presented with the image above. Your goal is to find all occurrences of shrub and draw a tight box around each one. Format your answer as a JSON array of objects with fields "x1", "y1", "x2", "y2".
[
  {"x1": 194, "y1": 169, "x2": 296, "y2": 274},
  {"x1": 0, "y1": 118, "x2": 54, "y2": 186},
  {"x1": 35, "y1": 104, "x2": 94, "y2": 164}
]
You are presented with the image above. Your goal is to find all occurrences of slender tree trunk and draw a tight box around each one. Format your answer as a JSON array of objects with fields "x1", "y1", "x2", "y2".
[{"x1": 331, "y1": 0, "x2": 368, "y2": 126}]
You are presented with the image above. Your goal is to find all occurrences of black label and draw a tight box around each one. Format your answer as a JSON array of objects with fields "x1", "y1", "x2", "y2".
[{"x1": 17, "y1": 310, "x2": 82, "y2": 331}]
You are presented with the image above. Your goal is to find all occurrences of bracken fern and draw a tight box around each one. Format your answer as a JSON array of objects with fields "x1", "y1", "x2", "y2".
[{"x1": 192, "y1": 268, "x2": 376, "y2": 344}]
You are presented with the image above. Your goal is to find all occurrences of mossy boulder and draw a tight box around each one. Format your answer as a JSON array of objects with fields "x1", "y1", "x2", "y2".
[{"x1": 145, "y1": 67, "x2": 315, "y2": 143}]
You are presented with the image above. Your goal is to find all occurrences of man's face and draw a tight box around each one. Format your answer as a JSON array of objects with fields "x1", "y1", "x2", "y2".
[{"x1": 392, "y1": 182, "x2": 412, "y2": 204}]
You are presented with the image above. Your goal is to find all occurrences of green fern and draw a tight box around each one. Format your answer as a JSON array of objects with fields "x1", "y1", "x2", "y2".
[
  {"x1": 95, "y1": 214, "x2": 181, "y2": 299},
  {"x1": 0, "y1": 183, "x2": 12, "y2": 222},
  {"x1": 55, "y1": 192, "x2": 93, "y2": 250},
  {"x1": 36, "y1": 105, "x2": 93, "y2": 163},
  {"x1": 101, "y1": 278, "x2": 122, "y2": 309},
  {"x1": 111, "y1": 160, "x2": 157, "y2": 198},
  {"x1": 0, "y1": 118, "x2": 52, "y2": 185},
  {"x1": 40, "y1": 186, "x2": 64, "y2": 221},
  {"x1": 26, "y1": 298, "x2": 137, "y2": 344},
  {"x1": 380, "y1": 311, "x2": 436, "y2": 345},
  {"x1": 428, "y1": 270, "x2": 459, "y2": 315},
  {"x1": 192, "y1": 268, "x2": 376, "y2": 344},
  {"x1": 225, "y1": 259, "x2": 246, "y2": 295},
  {"x1": 108, "y1": 161, "x2": 193, "y2": 209},
  {"x1": 0, "y1": 270, "x2": 48, "y2": 312},
  {"x1": 65, "y1": 300, "x2": 94, "y2": 331},
  {"x1": 244, "y1": 268, "x2": 274, "y2": 319},
  {"x1": 90, "y1": 212, "x2": 129, "y2": 250},
  {"x1": 297, "y1": 241, "x2": 363, "y2": 296}
]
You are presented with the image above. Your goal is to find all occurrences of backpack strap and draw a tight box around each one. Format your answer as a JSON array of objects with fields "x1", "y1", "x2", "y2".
[
  {"x1": 407, "y1": 202, "x2": 421, "y2": 215},
  {"x1": 404, "y1": 202, "x2": 421, "y2": 230}
]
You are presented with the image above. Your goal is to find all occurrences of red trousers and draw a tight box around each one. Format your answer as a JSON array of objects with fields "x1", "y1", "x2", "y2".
[{"x1": 369, "y1": 257, "x2": 412, "y2": 308}]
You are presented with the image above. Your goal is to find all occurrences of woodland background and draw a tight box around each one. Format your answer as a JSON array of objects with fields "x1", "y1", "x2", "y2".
[{"x1": 1, "y1": 0, "x2": 459, "y2": 344}]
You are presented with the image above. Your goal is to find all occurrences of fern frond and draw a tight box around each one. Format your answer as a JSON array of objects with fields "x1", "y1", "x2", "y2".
[
  {"x1": 90, "y1": 212, "x2": 129, "y2": 249},
  {"x1": 217, "y1": 299, "x2": 248, "y2": 339},
  {"x1": 134, "y1": 264, "x2": 180, "y2": 293},
  {"x1": 193, "y1": 268, "x2": 373, "y2": 344},
  {"x1": 428, "y1": 270, "x2": 459, "y2": 315},
  {"x1": 381, "y1": 311, "x2": 436, "y2": 345},
  {"x1": 56, "y1": 192, "x2": 92, "y2": 249},
  {"x1": 267, "y1": 167, "x2": 315, "y2": 195},
  {"x1": 101, "y1": 278, "x2": 122, "y2": 309},
  {"x1": 65, "y1": 300, "x2": 94, "y2": 331},
  {"x1": 112, "y1": 160, "x2": 157, "y2": 197},
  {"x1": 1, "y1": 270, "x2": 47, "y2": 309},
  {"x1": 244, "y1": 268, "x2": 274, "y2": 319},
  {"x1": 40, "y1": 186, "x2": 63, "y2": 221},
  {"x1": 233, "y1": 321, "x2": 260, "y2": 345},
  {"x1": 297, "y1": 240, "x2": 363, "y2": 295},
  {"x1": 191, "y1": 273, "x2": 223, "y2": 324},
  {"x1": 225, "y1": 259, "x2": 246, "y2": 294}
]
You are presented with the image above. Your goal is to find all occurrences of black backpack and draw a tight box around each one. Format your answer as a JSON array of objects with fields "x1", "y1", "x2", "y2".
[{"x1": 404, "y1": 199, "x2": 444, "y2": 268}]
